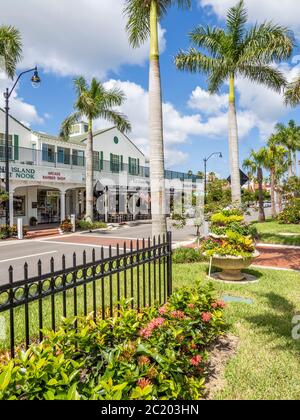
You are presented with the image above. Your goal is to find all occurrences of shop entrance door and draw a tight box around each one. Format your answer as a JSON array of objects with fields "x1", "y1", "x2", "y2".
[{"x1": 37, "y1": 190, "x2": 60, "y2": 224}]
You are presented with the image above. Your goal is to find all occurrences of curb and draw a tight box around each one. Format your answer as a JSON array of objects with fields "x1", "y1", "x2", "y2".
[{"x1": 256, "y1": 243, "x2": 300, "y2": 250}]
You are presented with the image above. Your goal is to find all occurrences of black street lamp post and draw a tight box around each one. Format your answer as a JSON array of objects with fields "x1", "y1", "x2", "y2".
[
  {"x1": 3, "y1": 67, "x2": 41, "y2": 226},
  {"x1": 204, "y1": 152, "x2": 223, "y2": 204}
]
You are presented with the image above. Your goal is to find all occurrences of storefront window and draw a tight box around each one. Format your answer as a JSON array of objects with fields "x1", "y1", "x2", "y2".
[{"x1": 14, "y1": 196, "x2": 26, "y2": 217}]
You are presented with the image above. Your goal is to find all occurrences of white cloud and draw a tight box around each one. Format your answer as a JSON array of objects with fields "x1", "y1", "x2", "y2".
[
  {"x1": 199, "y1": 0, "x2": 300, "y2": 39},
  {"x1": 1, "y1": 0, "x2": 166, "y2": 79},
  {"x1": 188, "y1": 86, "x2": 228, "y2": 115},
  {"x1": 92, "y1": 79, "x2": 261, "y2": 167},
  {"x1": 0, "y1": 72, "x2": 43, "y2": 126}
]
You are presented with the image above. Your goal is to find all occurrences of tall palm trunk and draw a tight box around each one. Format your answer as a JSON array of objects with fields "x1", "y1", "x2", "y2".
[
  {"x1": 270, "y1": 167, "x2": 276, "y2": 218},
  {"x1": 293, "y1": 151, "x2": 298, "y2": 177},
  {"x1": 228, "y1": 75, "x2": 241, "y2": 205},
  {"x1": 288, "y1": 149, "x2": 293, "y2": 178},
  {"x1": 149, "y1": 1, "x2": 167, "y2": 238},
  {"x1": 85, "y1": 119, "x2": 94, "y2": 222},
  {"x1": 257, "y1": 167, "x2": 265, "y2": 222}
]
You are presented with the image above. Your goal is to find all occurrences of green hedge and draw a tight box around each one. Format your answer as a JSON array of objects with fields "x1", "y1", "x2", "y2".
[
  {"x1": 0, "y1": 284, "x2": 226, "y2": 400},
  {"x1": 173, "y1": 247, "x2": 205, "y2": 264}
]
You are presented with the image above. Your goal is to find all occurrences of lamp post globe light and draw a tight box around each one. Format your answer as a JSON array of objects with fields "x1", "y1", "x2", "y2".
[
  {"x1": 204, "y1": 152, "x2": 223, "y2": 204},
  {"x1": 3, "y1": 66, "x2": 41, "y2": 227}
]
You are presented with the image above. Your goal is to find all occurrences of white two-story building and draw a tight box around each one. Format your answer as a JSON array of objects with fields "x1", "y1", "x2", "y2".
[{"x1": 0, "y1": 109, "x2": 200, "y2": 227}]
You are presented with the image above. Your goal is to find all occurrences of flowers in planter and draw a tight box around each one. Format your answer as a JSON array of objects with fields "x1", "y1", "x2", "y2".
[
  {"x1": 210, "y1": 210, "x2": 257, "y2": 238},
  {"x1": 201, "y1": 231, "x2": 255, "y2": 258},
  {"x1": 0, "y1": 284, "x2": 227, "y2": 401}
]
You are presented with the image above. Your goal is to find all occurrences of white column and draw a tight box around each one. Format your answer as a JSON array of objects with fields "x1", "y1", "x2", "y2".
[
  {"x1": 60, "y1": 190, "x2": 66, "y2": 222},
  {"x1": 9, "y1": 190, "x2": 14, "y2": 227}
]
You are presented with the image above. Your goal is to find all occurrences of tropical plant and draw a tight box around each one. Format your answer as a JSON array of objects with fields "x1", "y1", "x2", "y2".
[
  {"x1": 277, "y1": 198, "x2": 300, "y2": 224},
  {"x1": 60, "y1": 77, "x2": 131, "y2": 222},
  {"x1": 0, "y1": 25, "x2": 22, "y2": 79},
  {"x1": 0, "y1": 284, "x2": 226, "y2": 400},
  {"x1": 263, "y1": 135, "x2": 288, "y2": 218},
  {"x1": 124, "y1": 0, "x2": 191, "y2": 238},
  {"x1": 285, "y1": 74, "x2": 300, "y2": 107},
  {"x1": 175, "y1": 0, "x2": 293, "y2": 205},
  {"x1": 210, "y1": 211, "x2": 257, "y2": 238},
  {"x1": 246, "y1": 149, "x2": 268, "y2": 222},
  {"x1": 274, "y1": 120, "x2": 300, "y2": 178},
  {"x1": 201, "y1": 231, "x2": 255, "y2": 258}
]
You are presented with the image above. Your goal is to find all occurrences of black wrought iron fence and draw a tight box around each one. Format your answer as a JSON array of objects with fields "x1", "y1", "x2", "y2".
[{"x1": 0, "y1": 233, "x2": 173, "y2": 358}]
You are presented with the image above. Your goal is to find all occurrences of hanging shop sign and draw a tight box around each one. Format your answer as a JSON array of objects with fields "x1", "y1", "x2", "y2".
[{"x1": 0, "y1": 165, "x2": 84, "y2": 184}]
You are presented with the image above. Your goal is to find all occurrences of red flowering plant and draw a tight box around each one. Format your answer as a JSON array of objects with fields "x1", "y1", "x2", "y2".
[{"x1": 0, "y1": 284, "x2": 226, "y2": 401}]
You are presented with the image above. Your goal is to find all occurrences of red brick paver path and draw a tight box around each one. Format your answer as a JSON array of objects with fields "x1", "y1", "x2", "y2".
[
  {"x1": 185, "y1": 242, "x2": 300, "y2": 271},
  {"x1": 255, "y1": 246, "x2": 300, "y2": 271}
]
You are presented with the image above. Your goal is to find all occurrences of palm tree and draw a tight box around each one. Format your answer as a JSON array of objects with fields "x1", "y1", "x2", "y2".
[
  {"x1": 274, "y1": 120, "x2": 300, "y2": 178},
  {"x1": 242, "y1": 158, "x2": 256, "y2": 192},
  {"x1": 124, "y1": 0, "x2": 191, "y2": 238},
  {"x1": 0, "y1": 25, "x2": 22, "y2": 78},
  {"x1": 285, "y1": 74, "x2": 300, "y2": 107},
  {"x1": 247, "y1": 149, "x2": 268, "y2": 222},
  {"x1": 175, "y1": 0, "x2": 293, "y2": 205},
  {"x1": 262, "y1": 138, "x2": 288, "y2": 218},
  {"x1": 61, "y1": 77, "x2": 131, "y2": 222}
]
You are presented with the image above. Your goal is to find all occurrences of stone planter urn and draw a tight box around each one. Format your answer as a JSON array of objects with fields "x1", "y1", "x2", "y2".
[{"x1": 208, "y1": 251, "x2": 260, "y2": 281}]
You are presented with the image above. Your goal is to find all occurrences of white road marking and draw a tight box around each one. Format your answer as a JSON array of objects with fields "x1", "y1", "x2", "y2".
[
  {"x1": 0, "y1": 251, "x2": 58, "y2": 264},
  {"x1": 40, "y1": 240, "x2": 119, "y2": 250}
]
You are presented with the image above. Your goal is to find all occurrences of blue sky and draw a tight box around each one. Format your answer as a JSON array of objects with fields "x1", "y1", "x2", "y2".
[{"x1": 1, "y1": 0, "x2": 299, "y2": 177}]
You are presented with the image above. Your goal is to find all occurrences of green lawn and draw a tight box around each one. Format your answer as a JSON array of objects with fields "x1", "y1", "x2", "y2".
[
  {"x1": 174, "y1": 263, "x2": 300, "y2": 400},
  {"x1": 253, "y1": 220, "x2": 300, "y2": 246}
]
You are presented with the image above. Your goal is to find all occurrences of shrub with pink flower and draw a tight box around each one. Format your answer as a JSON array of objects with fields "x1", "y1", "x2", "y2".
[
  {"x1": 138, "y1": 356, "x2": 151, "y2": 366},
  {"x1": 190, "y1": 355, "x2": 202, "y2": 366},
  {"x1": 202, "y1": 312, "x2": 213, "y2": 323},
  {"x1": 159, "y1": 305, "x2": 168, "y2": 315},
  {"x1": 139, "y1": 317, "x2": 165, "y2": 339},
  {"x1": 137, "y1": 378, "x2": 152, "y2": 389},
  {"x1": 188, "y1": 303, "x2": 195, "y2": 309},
  {"x1": 171, "y1": 310, "x2": 186, "y2": 319},
  {"x1": 212, "y1": 300, "x2": 226, "y2": 309}
]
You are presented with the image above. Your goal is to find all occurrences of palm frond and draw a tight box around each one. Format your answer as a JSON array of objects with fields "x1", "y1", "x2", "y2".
[
  {"x1": 124, "y1": 0, "x2": 150, "y2": 48},
  {"x1": 238, "y1": 64, "x2": 287, "y2": 92},
  {"x1": 208, "y1": 66, "x2": 230, "y2": 93},
  {"x1": 74, "y1": 76, "x2": 88, "y2": 97},
  {"x1": 59, "y1": 113, "x2": 81, "y2": 140},
  {"x1": 189, "y1": 25, "x2": 226, "y2": 58},
  {"x1": 285, "y1": 75, "x2": 300, "y2": 107},
  {"x1": 242, "y1": 23, "x2": 294, "y2": 63},
  {"x1": 100, "y1": 109, "x2": 131, "y2": 133},
  {"x1": 175, "y1": 48, "x2": 222, "y2": 74},
  {"x1": 226, "y1": 0, "x2": 247, "y2": 44},
  {"x1": 102, "y1": 87, "x2": 126, "y2": 108},
  {"x1": 0, "y1": 25, "x2": 22, "y2": 79}
]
